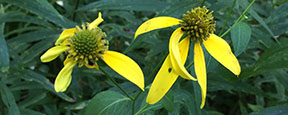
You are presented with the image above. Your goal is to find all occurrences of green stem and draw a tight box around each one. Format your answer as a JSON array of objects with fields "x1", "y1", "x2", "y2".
[
  {"x1": 220, "y1": 0, "x2": 256, "y2": 38},
  {"x1": 219, "y1": 0, "x2": 237, "y2": 35},
  {"x1": 185, "y1": 61, "x2": 194, "y2": 70},
  {"x1": 131, "y1": 54, "x2": 167, "y2": 114},
  {"x1": 200, "y1": 0, "x2": 206, "y2": 7},
  {"x1": 135, "y1": 104, "x2": 149, "y2": 115},
  {"x1": 72, "y1": 0, "x2": 80, "y2": 21},
  {"x1": 99, "y1": 67, "x2": 133, "y2": 101}
]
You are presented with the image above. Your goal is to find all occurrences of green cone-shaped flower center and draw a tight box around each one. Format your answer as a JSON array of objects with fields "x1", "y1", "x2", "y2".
[
  {"x1": 72, "y1": 29, "x2": 106, "y2": 56},
  {"x1": 180, "y1": 6, "x2": 216, "y2": 41}
]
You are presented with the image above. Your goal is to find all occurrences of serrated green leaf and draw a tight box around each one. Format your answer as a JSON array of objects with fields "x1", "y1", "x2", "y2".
[
  {"x1": 78, "y1": 0, "x2": 167, "y2": 12},
  {"x1": 241, "y1": 39, "x2": 288, "y2": 78},
  {"x1": 0, "y1": 81, "x2": 20, "y2": 115},
  {"x1": 84, "y1": 91, "x2": 131, "y2": 115},
  {"x1": 249, "y1": 104, "x2": 288, "y2": 115},
  {"x1": 231, "y1": 22, "x2": 251, "y2": 56},
  {"x1": 254, "y1": 41, "x2": 288, "y2": 72},
  {"x1": 0, "y1": 0, "x2": 75, "y2": 28}
]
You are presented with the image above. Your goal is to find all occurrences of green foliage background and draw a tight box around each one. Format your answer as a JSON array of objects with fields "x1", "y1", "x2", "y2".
[{"x1": 0, "y1": 0, "x2": 288, "y2": 114}]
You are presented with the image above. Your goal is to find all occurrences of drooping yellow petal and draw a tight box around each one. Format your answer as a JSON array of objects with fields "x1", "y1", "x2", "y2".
[
  {"x1": 88, "y1": 12, "x2": 104, "y2": 30},
  {"x1": 64, "y1": 56, "x2": 74, "y2": 66},
  {"x1": 102, "y1": 51, "x2": 144, "y2": 91},
  {"x1": 54, "y1": 60, "x2": 76, "y2": 92},
  {"x1": 147, "y1": 55, "x2": 178, "y2": 104},
  {"x1": 134, "y1": 17, "x2": 181, "y2": 39},
  {"x1": 146, "y1": 37, "x2": 191, "y2": 104},
  {"x1": 40, "y1": 46, "x2": 70, "y2": 62},
  {"x1": 203, "y1": 34, "x2": 241, "y2": 75},
  {"x1": 194, "y1": 41, "x2": 207, "y2": 108},
  {"x1": 55, "y1": 28, "x2": 77, "y2": 45},
  {"x1": 169, "y1": 28, "x2": 196, "y2": 80}
]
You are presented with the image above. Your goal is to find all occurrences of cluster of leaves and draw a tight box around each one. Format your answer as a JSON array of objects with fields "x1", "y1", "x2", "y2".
[{"x1": 0, "y1": 0, "x2": 287, "y2": 114}]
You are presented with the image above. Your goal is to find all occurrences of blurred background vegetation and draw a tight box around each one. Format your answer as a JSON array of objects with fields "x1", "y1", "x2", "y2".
[{"x1": 0, "y1": 0, "x2": 288, "y2": 114}]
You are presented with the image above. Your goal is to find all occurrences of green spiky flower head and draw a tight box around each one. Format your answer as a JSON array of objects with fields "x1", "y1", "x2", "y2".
[{"x1": 180, "y1": 6, "x2": 216, "y2": 41}]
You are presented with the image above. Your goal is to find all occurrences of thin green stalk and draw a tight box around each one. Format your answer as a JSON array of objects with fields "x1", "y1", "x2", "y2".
[
  {"x1": 135, "y1": 104, "x2": 149, "y2": 115},
  {"x1": 131, "y1": 54, "x2": 167, "y2": 114},
  {"x1": 99, "y1": 67, "x2": 133, "y2": 101},
  {"x1": 200, "y1": 0, "x2": 206, "y2": 7},
  {"x1": 72, "y1": 0, "x2": 80, "y2": 21},
  {"x1": 185, "y1": 61, "x2": 194, "y2": 70},
  {"x1": 220, "y1": 0, "x2": 256, "y2": 38},
  {"x1": 219, "y1": 0, "x2": 237, "y2": 35}
]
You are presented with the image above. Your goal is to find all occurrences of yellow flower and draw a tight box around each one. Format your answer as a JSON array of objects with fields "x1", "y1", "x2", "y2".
[
  {"x1": 41, "y1": 12, "x2": 144, "y2": 92},
  {"x1": 135, "y1": 7, "x2": 241, "y2": 108}
]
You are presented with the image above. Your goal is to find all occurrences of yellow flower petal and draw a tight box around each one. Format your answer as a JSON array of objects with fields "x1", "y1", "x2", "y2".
[
  {"x1": 194, "y1": 41, "x2": 207, "y2": 108},
  {"x1": 40, "y1": 46, "x2": 70, "y2": 62},
  {"x1": 146, "y1": 55, "x2": 178, "y2": 104},
  {"x1": 134, "y1": 17, "x2": 181, "y2": 39},
  {"x1": 88, "y1": 12, "x2": 104, "y2": 30},
  {"x1": 64, "y1": 57, "x2": 73, "y2": 66},
  {"x1": 169, "y1": 28, "x2": 196, "y2": 80},
  {"x1": 102, "y1": 51, "x2": 144, "y2": 91},
  {"x1": 146, "y1": 38, "x2": 190, "y2": 104},
  {"x1": 203, "y1": 34, "x2": 241, "y2": 75},
  {"x1": 55, "y1": 28, "x2": 77, "y2": 45},
  {"x1": 54, "y1": 60, "x2": 76, "y2": 92}
]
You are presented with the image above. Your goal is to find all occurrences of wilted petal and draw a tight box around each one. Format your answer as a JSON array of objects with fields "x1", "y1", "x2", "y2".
[
  {"x1": 54, "y1": 60, "x2": 76, "y2": 92},
  {"x1": 194, "y1": 41, "x2": 207, "y2": 108},
  {"x1": 55, "y1": 28, "x2": 77, "y2": 45},
  {"x1": 88, "y1": 12, "x2": 104, "y2": 30},
  {"x1": 102, "y1": 51, "x2": 144, "y2": 91},
  {"x1": 147, "y1": 37, "x2": 191, "y2": 104},
  {"x1": 40, "y1": 46, "x2": 69, "y2": 62},
  {"x1": 169, "y1": 28, "x2": 196, "y2": 80},
  {"x1": 203, "y1": 34, "x2": 241, "y2": 75},
  {"x1": 134, "y1": 17, "x2": 181, "y2": 39}
]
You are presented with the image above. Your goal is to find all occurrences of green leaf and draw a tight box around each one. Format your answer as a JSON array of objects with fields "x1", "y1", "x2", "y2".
[
  {"x1": 274, "y1": 70, "x2": 288, "y2": 91},
  {"x1": 78, "y1": 0, "x2": 168, "y2": 12},
  {"x1": 160, "y1": 91, "x2": 174, "y2": 112},
  {"x1": 240, "y1": 39, "x2": 288, "y2": 78},
  {"x1": 159, "y1": 0, "x2": 199, "y2": 17},
  {"x1": 265, "y1": 3, "x2": 288, "y2": 23},
  {"x1": 84, "y1": 91, "x2": 131, "y2": 115},
  {"x1": 22, "y1": 39, "x2": 55, "y2": 64},
  {"x1": 0, "y1": 0, "x2": 75, "y2": 28},
  {"x1": 239, "y1": 0, "x2": 275, "y2": 38},
  {"x1": 231, "y1": 22, "x2": 251, "y2": 56},
  {"x1": 0, "y1": 23, "x2": 9, "y2": 72},
  {"x1": 7, "y1": 29, "x2": 60, "y2": 48},
  {"x1": 254, "y1": 41, "x2": 288, "y2": 72},
  {"x1": 65, "y1": 101, "x2": 89, "y2": 110},
  {"x1": 249, "y1": 104, "x2": 288, "y2": 115},
  {"x1": 23, "y1": 70, "x2": 74, "y2": 102},
  {"x1": 0, "y1": 11, "x2": 52, "y2": 27},
  {"x1": 19, "y1": 108, "x2": 45, "y2": 115},
  {"x1": 0, "y1": 81, "x2": 20, "y2": 115},
  {"x1": 136, "y1": 104, "x2": 162, "y2": 114},
  {"x1": 18, "y1": 91, "x2": 47, "y2": 108}
]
